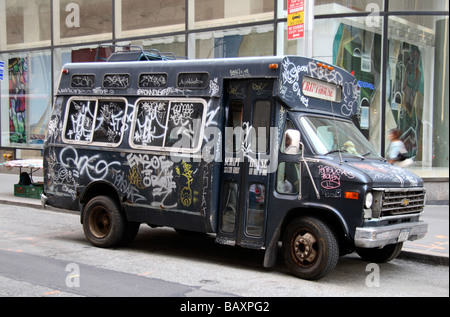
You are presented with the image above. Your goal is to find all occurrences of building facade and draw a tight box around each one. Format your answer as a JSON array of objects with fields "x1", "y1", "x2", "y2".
[{"x1": 0, "y1": 0, "x2": 448, "y2": 183}]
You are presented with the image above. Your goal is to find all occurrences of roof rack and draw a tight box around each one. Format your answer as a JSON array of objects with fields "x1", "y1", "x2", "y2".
[{"x1": 94, "y1": 44, "x2": 187, "y2": 62}]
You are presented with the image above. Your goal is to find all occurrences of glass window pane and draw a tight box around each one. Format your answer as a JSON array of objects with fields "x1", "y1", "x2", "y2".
[
  {"x1": 64, "y1": 99, "x2": 96, "y2": 142},
  {"x1": 226, "y1": 100, "x2": 244, "y2": 153},
  {"x1": 116, "y1": 38, "x2": 186, "y2": 60},
  {"x1": 277, "y1": 162, "x2": 299, "y2": 194},
  {"x1": 193, "y1": 0, "x2": 274, "y2": 29},
  {"x1": 165, "y1": 101, "x2": 204, "y2": 150},
  {"x1": 4, "y1": 0, "x2": 51, "y2": 48},
  {"x1": 386, "y1": 16, "x2": 449, "y2": 176},
  {"x1": 120, "y1": 0, "x2": 185, "y2": 38},
  {"x1": 389, "y1": 1, "x2": 449, "y2": 11},
  {"x1": 1, "y1": 50, "x2": 52, "y2": 148},
  {"x1": 247, "y1": 184, "x2": 265, "y2": 236},
  {"x1": 132, "y1": 100, "x2": 169, "y2": 147},
  {"x1": 282, "y1": 124, "x2": 301, "y2": 155},
  {"x1": 221, "y1": 182, "x2": 239, "y2": 233},
  {"x1": 279, "y1": 0, "x2": 384, "y2": 17},
  {"x1": 252, "y1": 100, "x2": 271, "y2": 153},
  {"x1": 192, "y1": 25, "x2": 274, "y2": 59},
  {"x1": 93, "y1": 99, "x2": 126, "y2": 144},
  {"x1": 58, "y1": 0, "x2": 112, "y2": 43}
]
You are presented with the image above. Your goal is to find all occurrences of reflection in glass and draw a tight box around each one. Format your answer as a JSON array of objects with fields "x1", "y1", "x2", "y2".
[
  {"x1": 277, "y1": 163, "x2": 299, "y2": 195},
  {"x1": 221, "y1": 182, "x2": 239, "y2": 233},
  {"x1": 246, "y1": 184, "x2": 265, "y2": 236}
]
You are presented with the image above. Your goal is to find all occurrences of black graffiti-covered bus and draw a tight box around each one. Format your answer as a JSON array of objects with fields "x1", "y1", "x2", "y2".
[{"x1": 42, "y1": 52, "x2": 428, "y2": 280}]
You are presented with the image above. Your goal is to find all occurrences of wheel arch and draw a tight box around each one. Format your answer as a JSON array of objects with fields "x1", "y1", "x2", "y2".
[
  {"x1": 80, "y1": 181, "x2": 123, "y2": 224},
  {"x1": 264, "y1": 203, "x2": 352, "y2": 268},
  {"x1": 280, "y1": 204, "x2": 350, "y2": 243}
]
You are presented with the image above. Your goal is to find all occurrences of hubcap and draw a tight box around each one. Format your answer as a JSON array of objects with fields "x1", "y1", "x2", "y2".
[
  {"x1": 89, "y1": 207, "x2": 111, "y2": 239},
  {"x1": 293, "y1": 232, "x2": 317, "y2": 265}
]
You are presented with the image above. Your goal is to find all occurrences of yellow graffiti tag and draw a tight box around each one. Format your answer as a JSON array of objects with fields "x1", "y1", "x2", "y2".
[{"x1": 180, "y1": 161, "x2": 194, "y2": 207}]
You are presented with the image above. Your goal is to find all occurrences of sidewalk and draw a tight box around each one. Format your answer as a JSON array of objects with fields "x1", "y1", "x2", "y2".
[{"x1": 0, "y1": 173, "x2": 448, "y2": 266}]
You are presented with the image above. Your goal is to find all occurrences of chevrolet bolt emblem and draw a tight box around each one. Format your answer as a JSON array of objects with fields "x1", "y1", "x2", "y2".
[{"x1": 400, "y1": 198, "x2": 410, "y2": 207}]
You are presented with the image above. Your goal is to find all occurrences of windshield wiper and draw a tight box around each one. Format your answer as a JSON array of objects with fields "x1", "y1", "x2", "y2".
[
  {"x1": 325, "y1": 149, "x2": 348, "y2": 155},
  {"x1": 325, "y1": 149, "x2": 366, "y2": 159}
]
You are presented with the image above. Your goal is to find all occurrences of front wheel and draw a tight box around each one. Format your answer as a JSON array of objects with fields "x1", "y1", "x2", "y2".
[
  {"x1": 282, "y1": 217, "x2": 339, "y2": 280},
  {"x1": 83, "y1": 196, "x2": 126, "y2": 248},
  {"x1": 356, "y1": 243, "x2": 403, "y2": 263}
]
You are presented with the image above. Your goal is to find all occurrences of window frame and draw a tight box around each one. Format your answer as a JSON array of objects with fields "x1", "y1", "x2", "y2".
[
  {"x1": 62, "y1": 96, "x2": 128, "y2": 148},
  {"x1": 129, "y1": 97, "x2": 207, "y2": 154}
]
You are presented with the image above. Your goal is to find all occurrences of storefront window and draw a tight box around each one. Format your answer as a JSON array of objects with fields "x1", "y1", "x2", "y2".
[
  {"x1": 116, "y1": 38, "x2": 186, "y2": 60},
  {"x1": 389, "y1": 1, "x2": 449, "y2": 11},
  {"x1": 279, "y1": 0, "x2": 384, "y2": 17},
  {"x1": 386, "y1": 16, "x2": 449, "y2": 176},
  {"x1": 0, "y1": 50, "x2": 51, "y2": 148},
  {"x1": 192, "y1": 25, "x2": 274, "y2": 59},
  {"x1": 56, "y1": 0, "x2": 112, "y2": 44},
  {"x1": 1, "y1": 0, "x2": 51, "y2": 50},
  {"x1": 193, "y1": 0, "x2": 274, "y2": 29},
  {"x1": 120, "y1": 0, "x2": 185, "y2": 38}
]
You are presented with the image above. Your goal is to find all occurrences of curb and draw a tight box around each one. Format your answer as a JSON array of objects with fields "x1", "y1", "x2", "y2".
[{"x1": 398, "y1": 250, "x2": 449, "y2": 266}]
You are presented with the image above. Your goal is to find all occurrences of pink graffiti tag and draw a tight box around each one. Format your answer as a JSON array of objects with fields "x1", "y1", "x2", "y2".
[{"x1": 318, "y1": 165, "x2": 354, "y2": 189}]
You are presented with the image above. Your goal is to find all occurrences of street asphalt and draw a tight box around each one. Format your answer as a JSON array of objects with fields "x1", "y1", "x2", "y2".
[{"x1": 0, "y1": 172, "x2": 448, "y2": 266}]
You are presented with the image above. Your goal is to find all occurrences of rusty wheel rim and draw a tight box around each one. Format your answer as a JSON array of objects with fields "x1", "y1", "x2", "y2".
[{"x1": 89, "y1": 206, "x2": 111, "y2": 239}]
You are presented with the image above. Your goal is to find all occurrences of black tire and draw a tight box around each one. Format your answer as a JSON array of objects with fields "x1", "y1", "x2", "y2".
[
  {"x1": 83, "y1": 196, "x2": 126, "y2": 248},
  {"x1": 121, "y1": 222, "x2": 141, "y2": 246},
  {"x1": 356, "y1": 242, "x2": 403, "y2": 263},
  {"x1": 283, "y1": 216, "x2": 339, "y2": 280}
]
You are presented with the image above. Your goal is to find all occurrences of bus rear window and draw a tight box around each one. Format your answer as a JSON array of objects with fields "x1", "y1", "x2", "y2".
[{"x1": 302, "y1": 77, "x2": 342, "y2": 102}]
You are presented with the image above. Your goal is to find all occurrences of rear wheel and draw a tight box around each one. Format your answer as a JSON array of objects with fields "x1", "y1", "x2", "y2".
[
  {"x1": 356, "y1": 242, "x2": 403, "y2": 263},
  {"x1": 283, "y1": 217, "x2": 339, "y2": 280},
  {"x1": 83, "y1": 196, "x2": 125, "y2": 248}
]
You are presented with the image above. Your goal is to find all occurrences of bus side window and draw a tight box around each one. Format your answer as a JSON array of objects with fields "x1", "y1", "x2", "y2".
[
  {"x1": 225, "y1": 101, "x2": 244, "y2": 153},
  {"x1": 133, "y1": 100, "x2": 169, "y2": 147},
  {"x1": 93, "y1": 100, "x2": 126, "y2": 144},
  {"x1": 64, "y1": 99, "x2": 96, "y2": 142},
  {"x1": 247, "y1": 183, "x2": 265, "y2": 236},
  {"x1": 276, "y1": 162, "x2": 299, "y2": 195},
  {"x1": 221, "y1": 182, "x2": 239, "y2": 233},
  {"x1": 252, "y1": 100, "x2": 271, "y2": 153},
  {"x1": 281, "y1": 121, "x2": 300, "y2": 155}
]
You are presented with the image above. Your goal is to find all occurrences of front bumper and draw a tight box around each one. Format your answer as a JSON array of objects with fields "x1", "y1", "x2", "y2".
[{"x1": 354, "y1": 221, "x2": 428, "y2": 248}]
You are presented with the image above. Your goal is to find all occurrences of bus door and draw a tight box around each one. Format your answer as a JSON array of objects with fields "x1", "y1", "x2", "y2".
[{"x1": 217, "y1": 79, "x2": 274, "y2": 249}]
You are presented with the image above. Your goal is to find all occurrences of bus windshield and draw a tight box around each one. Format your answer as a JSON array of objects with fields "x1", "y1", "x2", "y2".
[{"x1": 299, "y1": 116, "x2": 381, "y2": 159}]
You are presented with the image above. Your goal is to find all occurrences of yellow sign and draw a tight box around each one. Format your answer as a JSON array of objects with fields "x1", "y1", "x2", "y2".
[{"x1": 288, "y1": 12, "x2": 304, "y2": 26}]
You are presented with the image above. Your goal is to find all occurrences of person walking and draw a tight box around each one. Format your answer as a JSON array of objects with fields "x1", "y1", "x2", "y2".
[{"x1": 387, "y1": 128, "x2": 413, "y2": 167}]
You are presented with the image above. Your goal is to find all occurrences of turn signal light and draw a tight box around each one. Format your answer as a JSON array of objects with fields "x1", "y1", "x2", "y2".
[
  {"x1": 316, "y1": 63, "x2": 334, "y2": 71},
  {"x1": 345, "y1": 192, "x2": 359, "y2": 200},
  {"x1": 269, "y1": 63, "x2": 279, "y2": 70}
]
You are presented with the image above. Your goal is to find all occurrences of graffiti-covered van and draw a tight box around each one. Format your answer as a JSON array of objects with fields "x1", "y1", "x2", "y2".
[{"x1": 42, "y1": 54, "x2": 428, "y2": 280}]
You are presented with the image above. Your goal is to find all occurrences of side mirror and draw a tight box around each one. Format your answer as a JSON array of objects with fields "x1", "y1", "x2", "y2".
[{"x1": 284, "y1": 129, "x2": 301, "y2": 155}]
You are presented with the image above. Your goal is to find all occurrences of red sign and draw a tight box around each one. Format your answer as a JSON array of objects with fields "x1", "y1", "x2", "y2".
[
  {"x1": 302, "y1": 77, "x2": 341, "y2": 102},
  {"x1": 288, "y1": 0, "x2": 305, "y2": 40}
]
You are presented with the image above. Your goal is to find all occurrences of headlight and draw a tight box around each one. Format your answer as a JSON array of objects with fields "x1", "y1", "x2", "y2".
[{"x1": 364, "y1": 192, "x2": 373, "y2": 209}]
